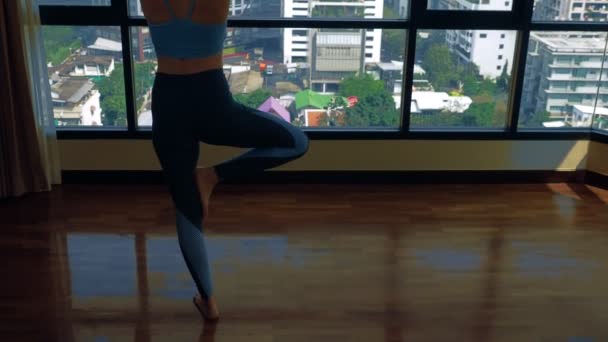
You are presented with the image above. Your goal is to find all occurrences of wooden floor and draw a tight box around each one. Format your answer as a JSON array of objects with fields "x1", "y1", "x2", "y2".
[{"x1": 1, "y1": 183, "x2": 608, "y2": 342}]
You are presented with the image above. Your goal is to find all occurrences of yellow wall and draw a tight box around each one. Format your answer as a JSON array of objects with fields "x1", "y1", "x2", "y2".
[
  {"x1": 59, "y1": 139, "x2": 589, "y2": 171},
  {"x1": 588, "y1": 141, "x2": 608, "y2": 176}
]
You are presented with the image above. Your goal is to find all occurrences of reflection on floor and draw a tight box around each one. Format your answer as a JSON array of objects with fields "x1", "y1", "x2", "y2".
[{"x1": 1, "y1": 183, "x2": 607, "y2": 341}]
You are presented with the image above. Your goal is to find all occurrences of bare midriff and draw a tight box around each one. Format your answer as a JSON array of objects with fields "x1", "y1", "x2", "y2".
[{"x1": 156, "y1": 52, "x2": 223, "y2": 75}]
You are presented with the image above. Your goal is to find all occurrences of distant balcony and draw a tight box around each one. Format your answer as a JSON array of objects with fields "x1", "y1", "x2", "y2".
[
  {"x1": 545, "y1": 86, "x2": 607, "y2": 94},
  {"x1": 549, "y1": 62, "x2": 603, "y2": 68}
]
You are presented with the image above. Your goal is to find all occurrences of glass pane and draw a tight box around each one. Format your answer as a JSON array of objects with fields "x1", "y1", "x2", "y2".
[
  {"x1": 518, "y1": 31, "x2": 608, "y2": 130},
  {"x1": 137, "y1": 27, "x2": 405, "y2": 129},
  {"x1": 132, "y1": 27, "x2": 157, "y2": 127},
  {"x1": 593, "y1": 101, "x2": 608, "y2": 131},
  {"x1": 411, "y1": 30, "x2": 516, "y2": 129},
  {"x1": 43, "y1": 26, "x2": 127, "y2": 128},
  {"x1": 131, "y1": 0, "x2": 408, "y2": 19},
  {"x1": 428, "y1": 0, "x2": 512, "y2": 11},
  {"x1": 533, "y1": 0, "x2": 608, "y2": 22},
  {"x1": 592, "y1": 109, "x2": 608, "y2": 131},
  {"x1": 38, "y1": 0, "x2": 110, "y2": 5}
]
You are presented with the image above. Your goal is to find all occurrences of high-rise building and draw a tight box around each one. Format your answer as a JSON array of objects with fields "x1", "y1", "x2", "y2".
[
  {"x1": 438, "y1": 0, "x2": 516, "y2": 79},
  {"x1": 521, "y1": 32, "x2": 608, "y2": 123},
  {"x1": 533, "y1": 0, "x2": 608, "y2": 21},
  {"x1": 282, "y1": 0, "x2": 384, "y2": 65},
  {"x1": 309, "y1": 30, "x2": 366, "y2": 93}
]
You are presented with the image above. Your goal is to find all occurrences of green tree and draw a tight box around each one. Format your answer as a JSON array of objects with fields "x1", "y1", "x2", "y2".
[
  {"x1": 43, "y1": 26, "x2": 82, "y2": 66},
  {"x1": 465, "y1": 102, "x2": 496, "y2": 127},
  {"x1": 524, "y1": 110, "x2": 551, "y2": 128},
  {"x1": 234, "y1": 88, "x2": 272, "y2": 108},
  {"x1": 100, "y1": 95, "x2": 126, "y2": 127},
  {"x1": 345, "y1": 92, "x2": 399, "y2": 127},
  {"x1": 95, "y1": 64, "x2": 126, "y2": 127},
  {"x1": 338, "y1": 73, "x2": 385, "y2": 98},
  {"x1": 478, "y1": 79, "x2": 497, "y2": 96},
  {"x1": 458, "y1": 62, "x2": 480, "y2": 93},
  {"x1": 382, "y1": 29, "x2": 406, "y2": 61},
  {"x1": 416, "y1": 31, "x2": 447, "y2": 61},
  {"x1": 422, "y1": 45, "x2": 459, "y2": 91},
  {"x1": 381, "y1": 6, "x2": 406, "y2": 60},
  {"x1": 462, "y1": 74, "x2": 480, "y2": 96},
  {"x1": 134, "y1": 62, "x2": 156, "y2": 110},
  {"x1": 326, "y1": 96, "x2": 348, "y2": 126},
  {"x1": 336, "y1": 73, "x2": 399, "y2": 127},
  {"x1": 496, "y1": 60, "x2": 510, "y2": 92}
]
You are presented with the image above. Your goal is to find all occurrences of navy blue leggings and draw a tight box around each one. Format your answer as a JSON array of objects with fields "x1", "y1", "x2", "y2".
[{"x1": 151, "y1": 68, "x2": 309, "y2": 298}]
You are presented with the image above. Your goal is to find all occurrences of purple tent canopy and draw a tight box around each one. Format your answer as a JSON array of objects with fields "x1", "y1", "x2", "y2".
[{"x1": 258, "y1": 96, "x2": 291, "y2": 123}]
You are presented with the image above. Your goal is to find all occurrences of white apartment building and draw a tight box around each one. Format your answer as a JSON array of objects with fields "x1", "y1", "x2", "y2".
[
  {"x1": 283, "y1": 0, "x2": 384, "y2": 65},
  {"x1": 440, "y1": 0, "x2": 517, "y2": 79},
  {"x1": 534, "y1": 0, "x2": 608, "y2": 21},
  {"x1": 521, "y1": 32, "x2": 608, "y2": 122}
]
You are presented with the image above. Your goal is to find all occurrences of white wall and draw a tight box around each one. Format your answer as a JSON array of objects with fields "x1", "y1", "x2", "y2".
[{"x1": 470, "y1": 30, "x2": 517, "y2": 79}]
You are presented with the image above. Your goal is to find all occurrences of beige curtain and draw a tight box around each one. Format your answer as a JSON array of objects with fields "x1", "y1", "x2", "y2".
[{"x1": 0, "y1": 0, "x2": 61, "y2": 198}]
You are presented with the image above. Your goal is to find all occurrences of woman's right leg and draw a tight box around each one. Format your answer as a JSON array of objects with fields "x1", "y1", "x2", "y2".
[{"x1": 197, "y1": 100, "x2": 310, "y2": 181}]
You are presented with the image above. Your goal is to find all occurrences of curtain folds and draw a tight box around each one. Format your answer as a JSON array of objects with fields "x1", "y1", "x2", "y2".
[{"x1": 0, "y1": 0, "x2": 61, "y2": 199}]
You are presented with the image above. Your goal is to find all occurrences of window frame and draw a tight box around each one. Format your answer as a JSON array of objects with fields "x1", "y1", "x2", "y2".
[{"x1": 39, "y1": 0, "x2": 608, "y2": 140}]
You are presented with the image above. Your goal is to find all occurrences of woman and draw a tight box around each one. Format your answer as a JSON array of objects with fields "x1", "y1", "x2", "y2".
[{"x1": 140, "y1": 0, "x2": 310, "y2": 321}]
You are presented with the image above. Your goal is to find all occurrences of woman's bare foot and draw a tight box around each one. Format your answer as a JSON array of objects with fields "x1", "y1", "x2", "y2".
[
  {"x1": 194, "y1": 294, "x2": 220, "y2": 321},
  {"x1": 195, "y1": 166, "x2": 219, "y2": 222}
]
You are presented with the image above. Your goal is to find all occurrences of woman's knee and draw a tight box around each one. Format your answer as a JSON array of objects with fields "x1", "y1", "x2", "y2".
[{"x1": 293, "y1": 129, "x2": 309, "y2": 157}]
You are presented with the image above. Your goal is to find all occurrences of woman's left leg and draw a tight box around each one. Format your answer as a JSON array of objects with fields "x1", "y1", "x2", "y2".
[{"x1": 151, "y1": 73, "x2": 215, "y2": 303}]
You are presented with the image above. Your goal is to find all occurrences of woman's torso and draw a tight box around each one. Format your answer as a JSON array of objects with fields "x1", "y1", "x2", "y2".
[{"x1": 141, "y1": 0, "x2": 229, "y2": 75}]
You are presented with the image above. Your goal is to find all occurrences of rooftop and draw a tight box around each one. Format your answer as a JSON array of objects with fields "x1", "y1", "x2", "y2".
[
  {"x1": 49, "y1": 55, "x2": 114, "y2": 76},
  {"x1": 88, "y1": 37, "x2": 122, "y2": 52},
  {"x1": 410, "y1": 91, "x2": 473, "y2": 113},
  {"x1": 531, "y1": 32, "x2": 608, "y2": 53},
  {"x1": 573, "y1": 104, "x2": 608, "y2": 116},
  {"x1": 258, "y1": 96, "x2": 291, "y2": 122},
  {"x1": 52, "y1": 78, "x2": 94, "y2": 104},
  {"x1": 295, "y1": 89, "x2": 349, "y2": 110}
]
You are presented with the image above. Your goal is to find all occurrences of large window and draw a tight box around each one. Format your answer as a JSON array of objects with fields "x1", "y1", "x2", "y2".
[
  {"x1": 131, "y1": 25, "x2": 407, "y2": 129},
  {"x1": 39, "y1": 0, "x2": 608, "y2": 136},
  {"x1": 411, "y1": 29, "x2": 516, "y2": 129},
  {"x1": 518, "y1": 31, "x2": 608, "y2": 131},
  {"x1": 43, "y1": 26, "x2": 127, "y2": 127},
  {"x1": 128, "y1": 0, "x2": 409, "y2": 19}
]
